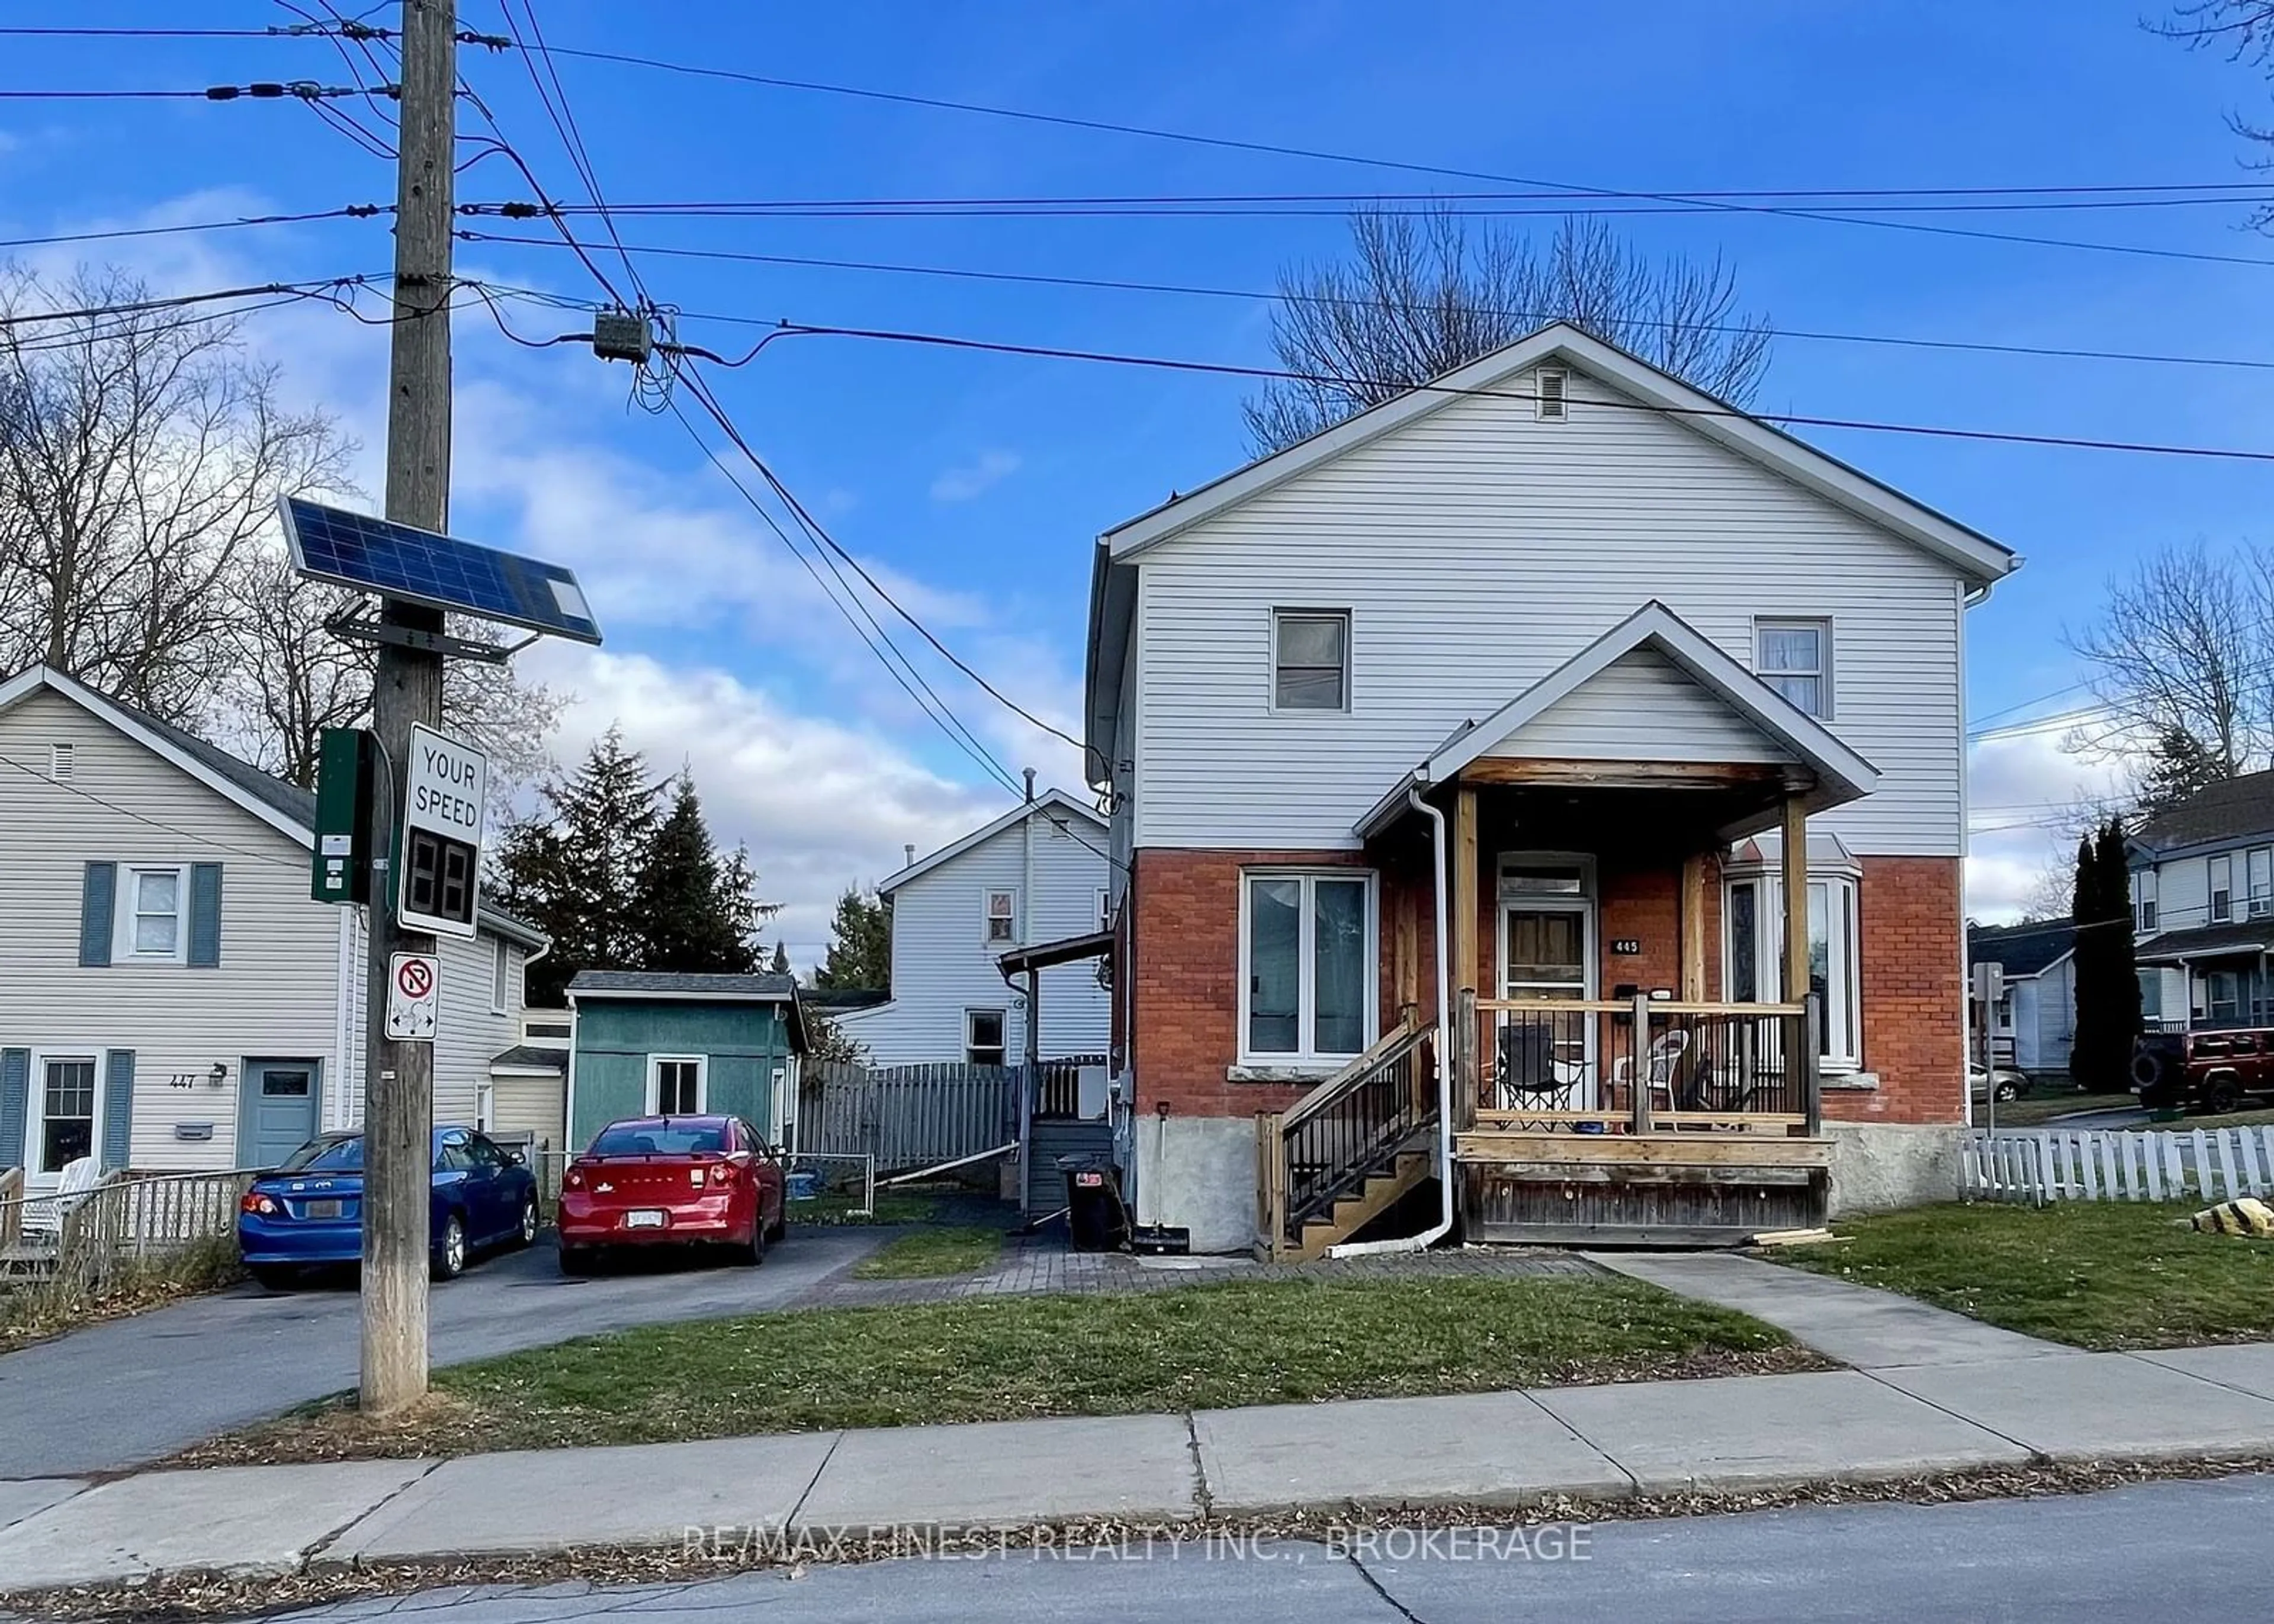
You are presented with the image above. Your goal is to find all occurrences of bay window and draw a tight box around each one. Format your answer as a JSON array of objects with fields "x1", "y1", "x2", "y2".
[
  {"x1": 1241, "y1": 870, "x2": 1375, "y2": 1063},
  {"x1": 1723, "y1": 870, "x2": 1862, "y2": 1070}
]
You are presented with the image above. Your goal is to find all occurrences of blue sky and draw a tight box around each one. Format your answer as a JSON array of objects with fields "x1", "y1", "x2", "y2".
[{"x1": 8, "y1": 1, "x2": 2273, "y2": 951}]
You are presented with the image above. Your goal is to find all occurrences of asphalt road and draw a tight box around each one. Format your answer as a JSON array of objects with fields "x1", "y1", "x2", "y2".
[
  {"x1": 234, "y1": 1473, "x2": 2274, "y2": 1623},
  {"x1": 0, "y1": 1226, "x2": 887, "y2": 1478}
]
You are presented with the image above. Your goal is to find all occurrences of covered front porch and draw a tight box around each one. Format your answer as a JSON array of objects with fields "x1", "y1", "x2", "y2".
[{"x1": 1258, "y1": 603, "x2": 1870, "y2": 1256}]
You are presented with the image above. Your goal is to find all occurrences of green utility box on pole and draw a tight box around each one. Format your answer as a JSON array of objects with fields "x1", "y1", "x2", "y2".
[{"x1": 313, "y1": 726, "x2": 379, "y2": 905}]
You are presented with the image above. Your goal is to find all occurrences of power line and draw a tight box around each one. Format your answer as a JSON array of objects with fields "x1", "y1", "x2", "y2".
[
  {"x1": 461, "y1": 230, "x2": 2274, "y2": 377},
  {"x1": 0, "y1": 275, "x2": 386, "y2": 330},
  {"x1": 494, "y1": 0, "x2": 648, "y2": 307},
  {"x1": 0, "y1": 82, "x2": 397, "y2": 101},
  {"x1": 0, "y1": 751, "x2": 291, "y2": 865},
  {"x1": 0, "y1": 204, "x2": 386, "y2": 253},
  {"x1": 721, "y1": 316, "x2": 2274, "y2": 467}
]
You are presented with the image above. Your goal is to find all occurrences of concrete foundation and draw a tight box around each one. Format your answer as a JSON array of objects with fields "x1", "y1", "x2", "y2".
[
  {"x1": 1135, "y1": 1114, "x2": 1257, "y2": 1253},
  {"x1": 1825, "y1": 1121, "x2": 1965, "y2": 1217}
]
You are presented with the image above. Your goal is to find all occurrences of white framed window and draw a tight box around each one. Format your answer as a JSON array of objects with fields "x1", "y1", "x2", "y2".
[
  {"x1": 1534, "y1": 365, "x2": 1569, "y2": 421},
  {"x1": 1755, "y1": 619, "x2": 1832, "y2": 718},
  {"x1": 2251, "y1": 848, "x2": 2272, "y2": 918},
  {"x1": 114, "y1": 864, "x2": 187, "y2": 963},
  {"x1": 2133, "y1": 868, "x2": 2159, "y2": 934},
  {"x1": 490, "y1": 939, "x2": 515, "y2": 1014},
  {"x1": 1723, "y1": 870, "x2": 1862, "y2": 1070},
  {"x1": 984, "y1": 889, "x2": 1018, "y2": 946},
  {"x1": 1271, "y1": 609, "x2": 1350, "y2": 712},
  {"x1": 37, "y1": 1054, "x2": 98, "y2": 1174},
  {"x1": 1096, "y1": 887, "x2": 1113, "y2": 931},
  {"x1": 647, "y1": 1054, "x2": 706, "y2": 1115},
  {"x1": 965, "y1": 1008, "x2": 1007, "y2": 1067},
  {"x1": 1240, "y1": 869, "x2": 1377, "y2": 1063},
  {"x1": 2211, "y1": 854, "x2": 2235, "y2": 924}
]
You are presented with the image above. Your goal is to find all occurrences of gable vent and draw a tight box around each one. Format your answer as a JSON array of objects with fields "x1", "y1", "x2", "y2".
[
  {"x1": 49, "y1": 741, "x2": 75, "y2": 782},
  {"x1": 1535, "y1": 367, "x2": 1569, "y2": 422}
]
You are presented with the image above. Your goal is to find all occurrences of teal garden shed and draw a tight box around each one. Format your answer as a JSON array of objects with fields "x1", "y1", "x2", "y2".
[{"x1": 564, "y1": 970, "x2": 809, "y2": 1150}]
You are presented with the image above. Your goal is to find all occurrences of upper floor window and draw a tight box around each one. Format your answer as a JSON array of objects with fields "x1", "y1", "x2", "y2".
[
  {"x1": 1756, "y1": 619, "x2": 1831, "y2": 718},
  {"x1": 2134, "y1": 868, "x2": 2159, "y2": 934},
  {"x1": 2251, "y1": 847, "x2": 2273, "y2": 919},
  {"x1": 1271, "y1": 609, "x2": 1350, "y2": 712},
  {"x1": 1241, "y1": 870, "x2": 1376, "y2": 1063},
  {"x1": 2211, "y1": 854, "x2": 2234, "y2": 924},
  {"x1": 984, "y1": 888, "x2": 1017, "y2": 945},
  {"x1": 118, "y1": 866, "x2": 186, "y2": 963}
]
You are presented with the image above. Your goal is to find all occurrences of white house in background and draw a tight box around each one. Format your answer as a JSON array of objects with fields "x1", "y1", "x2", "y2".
[
  {"x1": 0, "y1": 665, "x2": 552, "y2": 1194},
  {"x1": 1967, "y1": 918, "x2": 2077, "y2": 1075},
  {"x1": 831, "y1": 790, "x2": 1112, "y2": 1066}
]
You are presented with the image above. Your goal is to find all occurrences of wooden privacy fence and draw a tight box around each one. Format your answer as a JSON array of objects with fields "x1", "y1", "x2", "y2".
[
  {"x1": 798, "y1": 1062, "x2": 1021, "y2": 1175},
  {"x1": 1967, "y1": 1126, "x2": 2274, "y2": 1206}
]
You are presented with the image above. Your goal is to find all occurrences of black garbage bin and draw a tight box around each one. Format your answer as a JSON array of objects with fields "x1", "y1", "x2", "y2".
[{"x1": 1060, "y1": 1155, "x2": 1129, "y2": 1252}]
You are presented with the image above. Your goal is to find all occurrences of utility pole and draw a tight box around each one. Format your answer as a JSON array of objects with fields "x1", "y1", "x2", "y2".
[{"x1": 362, "y1": 0, "x2": 456, "y2": 1414}]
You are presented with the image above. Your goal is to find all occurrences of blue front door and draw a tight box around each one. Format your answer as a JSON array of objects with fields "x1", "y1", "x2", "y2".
[{"x1": 242, "y1": 1061, "x2": 320, "y2": 1167}]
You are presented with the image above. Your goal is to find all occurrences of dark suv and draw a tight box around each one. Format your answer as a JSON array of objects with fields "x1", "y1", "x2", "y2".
[{"x1": 2132, "y1": 1027, "x2": 2274, "y2": 1115}]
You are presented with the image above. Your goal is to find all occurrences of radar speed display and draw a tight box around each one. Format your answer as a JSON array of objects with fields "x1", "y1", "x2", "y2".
[{"x1": 400, "y1": 724, "x2": 486, "y2": 939}]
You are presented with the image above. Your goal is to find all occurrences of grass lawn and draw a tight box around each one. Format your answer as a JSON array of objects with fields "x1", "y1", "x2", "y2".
[
  {"x1": 851, "y1": 1226, "x2": 1004, "y2": 1279},
  {"x1": 1778, "y1": 1201, "x2": 2274, "y2": 1349},
  {"x1": 1987, "y1": 1091, "x2": 2132, "y2": 1127},
  {"x1": 179, "y1": 1274, "x2": 1813, "y2": 1465},
  {"x1": 789, "y1": 1191, "x2": 941, "y2": 1226}
]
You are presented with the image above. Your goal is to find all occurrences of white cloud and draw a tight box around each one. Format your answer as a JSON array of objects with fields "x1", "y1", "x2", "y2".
[
  {"x1": 929, "y1": 449, "x2": 1022, "y2": 503},
  {"x1": 1964, "y1": 722, "x2": 2134, "y2": 922}
]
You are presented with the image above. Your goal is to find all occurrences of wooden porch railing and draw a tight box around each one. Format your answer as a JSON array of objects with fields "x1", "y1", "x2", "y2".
[
  {"x1": 1462, "y1": 991, "x2": 1821, "y2": 1137},
  {"x1": 1255, "y1": 1017, "x2": 1434, "y2": 1259}
]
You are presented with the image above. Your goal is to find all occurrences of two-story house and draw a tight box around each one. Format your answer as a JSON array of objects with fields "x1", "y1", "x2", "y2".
[
  {"x1": 1086, "y1": 322, "x2": 2018, "y2": 1255},
  {"x1": 2130, "y1": 770, "x2": 2274, "y2": 1028},
  {"x1": 0, "y1": 664, "x2": 551, "y2": 1193},
  {"x1": 830, "y1": 789, "x2": 1112, "y2": 1066}
]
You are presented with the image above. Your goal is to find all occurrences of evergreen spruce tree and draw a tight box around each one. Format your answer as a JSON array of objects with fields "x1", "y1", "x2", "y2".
[
  {"x1": 2067, "y1": 833, "x2": 2109, "y2": 1091},
  {"x1": 769, "y1": 942, "x2": 791, "y2": 975},
  {"x1": 634, "y1": 771, "x2": 750, "y2": 972},
  {"x1": 2068, "y1": 820, "x2": 2143, "y2": 1091},
  {"x1": 714, "y1": 841, "x2": 779, "y2": 970},
  {"x1": 815, "y1": 886, "x2": 892, "y2": 991},
  {"x1": 2095, "y1": 818, "x2": 2143, "y2": 1056}
]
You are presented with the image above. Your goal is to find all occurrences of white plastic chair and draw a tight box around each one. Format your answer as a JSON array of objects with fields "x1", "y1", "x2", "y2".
[
  {"x1": 1613, "y1": 1030, "x2": 1691, "y2": 1115},
  {"x1": 17, "y1": 1155, "x2": 99, "y2": 1240}
]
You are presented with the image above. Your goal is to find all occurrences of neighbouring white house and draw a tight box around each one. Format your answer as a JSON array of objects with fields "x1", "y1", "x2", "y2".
[
  {"x1": 1085, "y1": 321, "x2": 2018, "y2": 1255},
  {"x1": 1967, "y1": 918, "x2": 2077, "y2": 1075},
  {"x1": 0, "y1": 664, "x2": 556, "y2": 1194},
  {"x1": 830, "y1": 789, "x2": 1112, "y2": 1066}
]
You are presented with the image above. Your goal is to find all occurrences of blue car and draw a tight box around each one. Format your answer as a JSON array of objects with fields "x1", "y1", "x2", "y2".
[{"x1": 238, "y1": 1125, "x2": 541, "y2": 1289}]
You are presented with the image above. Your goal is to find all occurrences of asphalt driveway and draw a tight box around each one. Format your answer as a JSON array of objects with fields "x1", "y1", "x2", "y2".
[{"x1": 0, "y1": 1226, "x2": 890, "y2": 1478}]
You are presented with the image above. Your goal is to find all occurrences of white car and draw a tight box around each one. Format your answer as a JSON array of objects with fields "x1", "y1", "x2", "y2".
[{"x1": 1968, "y1": 1063, "x2": 2032, "y2": 1103}]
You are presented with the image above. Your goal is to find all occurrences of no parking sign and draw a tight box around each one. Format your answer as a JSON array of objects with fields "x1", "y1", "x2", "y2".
[{"x1": 385, "y1": 951, "x2": 440, "y2": 1041}]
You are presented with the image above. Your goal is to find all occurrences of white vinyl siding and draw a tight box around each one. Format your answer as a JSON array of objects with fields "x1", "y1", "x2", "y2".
[
  {"x1": 1130, "y1": 365, "x2": 1965, "y2": 856},
  {"x1": 0, "y1": 687, "x2": 534, "y2": 1171},
  {"x1": 1487, "y1": 647, "x2": 1792, "y2": 765},
  {"x1": 832, "y1": 802, "x2": 1113, "y2": 1066}
]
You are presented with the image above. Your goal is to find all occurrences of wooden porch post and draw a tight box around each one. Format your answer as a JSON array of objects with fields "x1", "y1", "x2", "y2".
[
  {"x1": 1781, "y1": 790, "x2": 1809, "y2": 1012},
  {"x1": 1679, "y1": 852, "x2": 1708, "y2": 1002},
  {"x1": 1394, "y1": 876, "x2": 1420, "y2": 1024},
  {"x1": 1452, "y1": 784, "x2": 1480, "y2": 1129}
]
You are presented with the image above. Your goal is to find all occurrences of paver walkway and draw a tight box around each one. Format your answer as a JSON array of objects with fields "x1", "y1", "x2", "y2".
[
  {"x1": 1586, "y1": 1250, "x2": 2070, "y2": 1368},
  {"x1": 9, "y1": 1341, "x2": 2274, "y2": 1594}
]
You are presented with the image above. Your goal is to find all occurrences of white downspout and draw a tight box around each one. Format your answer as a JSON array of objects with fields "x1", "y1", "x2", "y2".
[{"x1": 1329, "y1": 784, "x2": 1456, "y2": 1258}]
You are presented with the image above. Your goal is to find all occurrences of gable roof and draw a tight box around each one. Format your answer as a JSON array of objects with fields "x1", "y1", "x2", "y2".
[
  {"x1": 1967, "y1": 918, "x2": 2077, "y2": 979},
  {"x1": 1085, "y1": 323, "x2": 2017, "y2": 771},
  {"x1": 1100, "y1": 322, "x2": 2019, "y2": 583},
  {"x1": 2133, "y1": 770, "x2": 2274, "y2": 853},
  {"x1": 0, "y1": 664, "x2": 543, "y2": 946},
  {"x1": 878, "y1": 789, "x2": 1106, "y2": 895},
  {"x1": 1354, "y1": 601, "x2": 1879, "y2": 837}
]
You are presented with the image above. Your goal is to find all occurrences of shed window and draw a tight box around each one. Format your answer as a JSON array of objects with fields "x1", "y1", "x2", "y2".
[
  {"x1": 648, "y1": 1055, "x2": 706, "y2": 1115},
  {"x1": 1756, "y1": 619, "x2": 1831, "y2": 718},
  {"x1": 966, "y1": 1008, "x2": 1007, "y2": 1067},
  {"x1": 1271, "y1": 610, "x2": 1350, "y2": 712}
]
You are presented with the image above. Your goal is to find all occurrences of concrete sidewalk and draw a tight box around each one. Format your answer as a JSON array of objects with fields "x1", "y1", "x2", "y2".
[{"x1": 9, "y1": 1342, "x2": 2274, "y2": 1596}]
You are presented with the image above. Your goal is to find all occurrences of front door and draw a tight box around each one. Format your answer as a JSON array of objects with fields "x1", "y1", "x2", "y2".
[
  {"x1": 1498, "y1": 900, "x2": 1597, "y2": 1108},
  {"x1": 242, "y1": 1061, "x2": 320, "y2": 1168}
]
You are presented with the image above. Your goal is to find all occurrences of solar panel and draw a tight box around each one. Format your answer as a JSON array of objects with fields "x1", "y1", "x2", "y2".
[{"x1": 277, "y1": 496, "x2": 603, "y2": 645}]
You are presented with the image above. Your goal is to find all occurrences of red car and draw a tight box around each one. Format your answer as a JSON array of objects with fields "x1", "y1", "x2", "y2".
[{"x1": 557, "y1": 1115, "x2": 786, "y2": 1274}]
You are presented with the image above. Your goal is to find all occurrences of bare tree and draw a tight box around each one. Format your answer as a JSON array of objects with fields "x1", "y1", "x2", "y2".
[
  {"x1": 2064, "y1": 541, "x2": 2274, "y2": 779},
  {"x1": 1243, "y1": 210, "x2": 1773, "y2": 455},
  {"x1": 0, "y1": 266, "x2": 352, "y2": 723}
]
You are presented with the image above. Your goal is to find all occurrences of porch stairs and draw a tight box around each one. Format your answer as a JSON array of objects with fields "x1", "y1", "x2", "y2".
[{"x1": 1255, "y1": 1020, "x2": 1439, "y2": 1262}]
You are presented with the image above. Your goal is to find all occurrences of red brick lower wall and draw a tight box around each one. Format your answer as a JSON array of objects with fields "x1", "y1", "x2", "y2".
[{"x1": 1125, "y1": 847, "x2": 1964, "y2": 1126}]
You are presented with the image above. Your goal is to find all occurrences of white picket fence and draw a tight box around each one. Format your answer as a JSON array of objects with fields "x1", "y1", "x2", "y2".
[{"x1": 1966, "y1": 1125, "x2": 2274, "y2": 1206}]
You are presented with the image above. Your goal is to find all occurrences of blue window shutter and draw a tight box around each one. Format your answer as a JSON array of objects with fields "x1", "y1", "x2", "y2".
[
  {"x1": 101, "y1": 1050, "x2": 134, "y2": 1170},
  {"x1": 188, "y1": 863, "x2": 223, "y2": 968},
  {"x1": 80, "y1": 863, "x2": 116, "y2": 967},
  {"x1": 0, "y1": 1049, "x2": 27, "y2": 1169}
]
